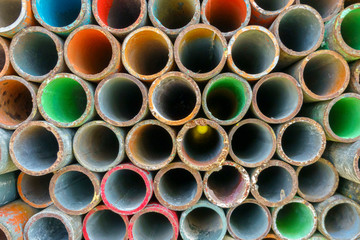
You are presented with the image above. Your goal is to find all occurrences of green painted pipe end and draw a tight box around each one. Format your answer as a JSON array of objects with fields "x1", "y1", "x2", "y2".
[{"x1": 341, "y1": 7, "x2": 360, "y2": 50}]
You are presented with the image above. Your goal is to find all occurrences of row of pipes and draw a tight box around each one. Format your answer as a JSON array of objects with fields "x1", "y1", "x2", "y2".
[{"x1": 1, "y1": 0, "x2": 360, "y2": 240}]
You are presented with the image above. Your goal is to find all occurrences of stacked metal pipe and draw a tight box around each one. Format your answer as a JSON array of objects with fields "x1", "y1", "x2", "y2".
[{"x1": 0, "y1": 0, "x2": 360, "y2": 239}]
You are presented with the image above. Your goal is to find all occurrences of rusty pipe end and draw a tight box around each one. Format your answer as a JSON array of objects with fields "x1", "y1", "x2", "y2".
[
  {"x1": 83, "y1": 205, "x2": 129, "y2": 240},
  {"x1": 276, "y1": 117, "x2": 326, "y2": 166},
  {"x1": 296, "y1": 158, "x2": 339, "y2": 203},
  {"x1": 174, "y1": 24, "x2": 227, "y2": 81},
  {"x1": 95, "y1": 73, "x2": 148, "y2": 127},
  {"x1": 17, "y1": 172, "x2": 53, "y2": 209},
  {"x1": 129, "y1": 203, "x2": 179, "y2": 240},
  {"x1": 154, "y1": 162, "x2": 202, "y2": 211},
  {"x1": 201, "y1": 0, "x2": 251, "y2": 39},
  {"x1": 126, "y1": 120, "x2": 176, "y2": 170},
  {"x1": 177, "y1": 118, "x2": 229, "y2": 171},
  {"x1": 202, "y1": 73, "x2": 252, "y2": 126},
  {"x1": 9, "y1": 121, "x2": 73, "y2": 176},
  {"x1": 228, "y1": 25, "x2": 279, "y2": 81},
  {"x1": 227, "y1": 199, "x2": 271, "y2": 240},
  {"x1": 49, "y1": 164, "x2": 101, "y2": 215},
  {"x1": 149, "y1": 71, "x2": 201, "y2": 126},
  {"x1": 64, "y1": 24, "x2": 121, "y2": 81},
  {"x1": 122, "y1": 26, "x2": 174, "y2": 82},
  {"x1": 252, "y1": 73, "x2": 303, "y2": 124},
  {"x1": 149, "y1": 0, "x2": 200, "y2": 38},
  {"x1": 37, "y1": 73, "x2": 95, "y2": 128},
  {"x1": 93, "y1": 0, "x2": 147, "y2": 38},
  {"x1": 204, "y1": 161, "x2": 250, "y2": 208},
  {"x1": 296, "y1": 0, "x2": 343, "y2": 22},
  {"x1": 349, "y1": 60, "x2": 360, "y2": 94},
  {"x1": 74, "y1": 121, "x2": 125, "y2": 172},
  {"x1": 101, "y1": 163, "x2": 153, "y2": 215},
  {"x1": 251, "y1": 160, "x2": 298, "y2": 207},
  {"x1": 0, "y1": 75, "x2": 38, "y2": 130},
  {"x1": 229, "y1": 118, "x2": 276, "y2": 168},
  {"x1": 10, "y1": 26, "x2": 65, "y2": 83},
  {"x1": 0, "y1": 37, "x2": 14, "y2": 77},
  {"x1": 272, "y1": 197, "x2": 317, "y2": 240}
]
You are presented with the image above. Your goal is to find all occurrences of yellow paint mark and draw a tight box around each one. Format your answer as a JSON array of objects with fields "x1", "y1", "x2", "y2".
[{"x1": 195, "y1": 125, "x2": 209, "y2": 135}]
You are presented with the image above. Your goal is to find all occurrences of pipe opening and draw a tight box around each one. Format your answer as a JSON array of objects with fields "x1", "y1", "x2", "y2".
[
  {"x1": 254, "y1": 0, "x2": 289, "y2": 11},
  {"x1": 36, "y1": 0, "x2": 81, "y2": 27},
  {"x1": 207, "y1": 166, "x2": 246, "y2": 203},
  {"x1": 325, "y1": 203, "x2": 360, "y2": 239},
  {"x1": 183, "y1": 207, "x2": 224, "y2": 239},
  {"x1": 231, "y1": 123, "x2": 273, "y2": 164},
  {"x1": 133, "y1": 212, "x2": 174, "y2": 240},
  {"x1": 0, "y1": 229, "x2": 6, "y2": 240},
  {"x1": 279, "y1": 8, "x2": 322, "y2": 52},
  {"x1": 231, "y1": 30, "x2": 276, "y2": 74},
  {"x1": 204, "y1": 0, "x2": 248, "y2": 32},
  {"x1": 75, "y1": 125, "x2": 120, "y2": 168},
  {"x1": 0, "y1": 80, "x2": 33, "y2": 127},
  {"x1": 0, "y1": 0, "x2": 22, "y2": 28},
  {"x1": 98, "y1": 78, "x2": 143, "y2": 122},
  {"x1": 206, "y1": 77, "x2": 247, "y2": 121},
  {"x1": 183, "y1": 125, "x2": 224, "y2": 163},
  {"x1": 20, "y1": 174, "x2": 52, "y2": 205},
  {"x1": 104, "y1": 169, "x2": 146, "y2": 211},
  {"x1": 125, "y1": 30, "x2": 169, "y2": 76},
  {"x1": 86, "y1": 209, "x2": 127, "y2": 240},
  {"x1": 54, "y1": 171, "x2": 95, "y2": 211},
  {"x1": 229, "y1": 203, "x2": 269, "y2": 239},
  {"x1": 303, "y1": 53, "x2": 348, "y2": 96},
  {"x1": 97, "y1": 0, "x2": 141, "y2": 29},
  {"x1": 153, "y1": 0, "x2": 196, "y2": 29},
  {"x1": 27, "y1": 217, "x2": 68, "y2": 240},
  {"x1": 298, "y1": 160, "x2": 337, "y2": 199},
  {"x1": 40, "y1": 77, "x2": 87, "y2": 123},
  {"x1": 12, "y1": 32, "x2": 58, "y2": 76},
  {"x1": 179, "y1": 28, "x2": 224, "y2": 73},
  {"x1": 257, "y1": 166, "x2": 294, "y2": 202},
  {"x1": 341, "y1": 8, "x2": 360, "y2": 50},
  {"x1": 0, "y1": 45, "x2": 5, "y2": 72},
  {"x1": 159, "y1": 168, "x2": 198, "y2": 206},
  {"x1": 276, "y1": 202, "x2": 315, "y2": 239},
  {"x1": 329, "y1": 97, "x2": 360, "y2": 139},
  {"x1": 152, "y1": 78, "x2": 197, "y2": 121},
  {"x1": 13, "y1": 125, "x2": 59, "y2": 172},
  {"x1": 67, "y1": 29, "x2": 112, "y2": 75},
  {"x1": 129, "y1": 124, "x2": 173, "y2": 166},
  {"x1": 256, "y1": 77, "x2": 299, "y2": 120},
  {"x1": 299, "y1": 0, "x2": 340, "y2": 19},
  {"x1": 281, "y1": 122, "x2": 323, "y2": 162}
]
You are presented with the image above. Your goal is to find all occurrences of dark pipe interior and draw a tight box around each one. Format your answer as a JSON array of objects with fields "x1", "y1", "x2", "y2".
[
  {"x1": 183, "y1": 125, "x2": 224, "y2": 163},
  {"x1": 257, "y1": 166, "x2": 294, "y2": 203},
  {"x1": 298, "y1": 160, "x2": 337, "y2": 199},
  {"x1": 104, "y1": 169, "x2": 146, "y2": 211},
  {"x1": 98, "y1": 78, "x2": 143, "y2": 122},
  {"x1": 231, "y1": 122, "x2": 274, "y2": 164},
  {"x1": 0, "y1": 0, "x2": 22, "y2": 28},
  {"x1": 0, "y1": 44, "x2": 5, "y2": 72},
  {"x1": 254, "y1": 0, "x2": 289, "y2": 11},
  {"x1": 13, "y1": 32, "x2": 58, "y2": 76},
  {"x1": 256, "y1": 77, "x2": 299, "y2": 120},
  {"x1": 207, "y1": 166, "x2": 246, "y2": 202},
  {"x1": 54, "y1": 171, "x2": 94, "y2": 211},
  {"x1": 299, "y1": 0, "x2": 340, "y2": 19},
  {"x1": 231, "y1": 30, "x2": 276, "y2": 74},
  {"x1": 21, "y1": 174, "x2": 52, "y2": 205},
  {"x1": 129, "y1": 124, "x2": 173, "y2": 166},
  {"x1": 153, "y1": 0, "x2": 195, "y2": 29},
  {"x1": 0, "y1": 229, "x2": 6, "y2": 240},
  {"x1": 98, "y1": 0, "x2": 141, "y2": 29},
  {"x1": 27, "y1": 217, "x2": 68, "y2": 240},
  {"x1": 278, "y1": 8, "x2": 322, "y2": 52},
  {"x1": 13, "y1": 126, "x2": 59, "y2": 172},
  {"x1": 86, "y1": 209, "x2": 127, "y2": 240},
  {"x1": 159, "y1": 168, "x2": 198, "y2": 206},
  {"x1": 229, "y1": 203, "x2": 269, "y2": 239},
  {"x1": 133, "y1": 212, "x2": 174, "y2": 240},
  {"x1": 180, "y1": 29, "x2": 224, "y2": 73},
  {"x1": 76, "y1": 125, "x2": 120, "y2": 168},
  {"x1": 152, "y1": 78, "x2": 196, "y2": 120}
]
